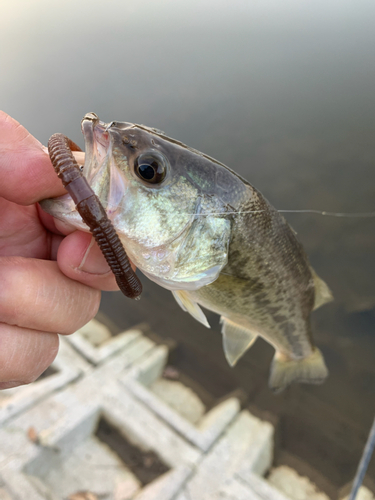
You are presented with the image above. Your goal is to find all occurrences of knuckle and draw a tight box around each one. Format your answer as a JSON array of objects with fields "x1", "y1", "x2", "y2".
[
  {"x1": 0, "y1": 257, "x2": 101, "y2": 335},
  {"x1": 0, "y1": 325, "x2": 60, "y2": 387},
  {"x1": 60, "y1": 288, "x2": 101, "y2": 335}
]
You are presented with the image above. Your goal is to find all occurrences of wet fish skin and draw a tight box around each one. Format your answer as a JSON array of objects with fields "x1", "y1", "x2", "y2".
[
  {"x1": 193, "y1": 191, "x2": 315, "y2": 356},
  {"x1": 189, "y1": 189, "x2": 326, "y2": 389},
  {"x1": 40, "y1": 113, "x2": 332, "y2": 392}
]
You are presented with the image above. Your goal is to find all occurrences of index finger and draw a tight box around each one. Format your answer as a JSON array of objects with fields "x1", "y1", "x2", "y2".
[{"x1": 0, "y1": 110, "x2": 69, "y2": 205}]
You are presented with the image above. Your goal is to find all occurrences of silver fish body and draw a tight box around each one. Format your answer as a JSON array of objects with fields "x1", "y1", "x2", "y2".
[{"x1": 41, "y1": 113, "x2": 333, "y2": 391}]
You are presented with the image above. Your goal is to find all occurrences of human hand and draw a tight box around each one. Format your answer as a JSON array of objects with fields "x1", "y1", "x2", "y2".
[{"x1": 0, "y1": 111, "x2": 122, "y2": 389}]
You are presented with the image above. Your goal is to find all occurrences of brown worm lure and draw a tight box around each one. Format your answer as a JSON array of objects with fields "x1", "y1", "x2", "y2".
[{"x1": 48, "y1": 133, "x2": 142, "y2": 299}]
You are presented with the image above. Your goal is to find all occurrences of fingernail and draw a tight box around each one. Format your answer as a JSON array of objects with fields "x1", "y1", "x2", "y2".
[{"x1": 78, "y1": 238, "x2": 111, "y2": 275}]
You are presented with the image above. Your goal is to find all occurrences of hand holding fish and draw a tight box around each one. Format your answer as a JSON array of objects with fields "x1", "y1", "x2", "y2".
[
  {"x1": 0, "y1": 110, "x2": 333, "y2": 393},
  {"x1": 0, "y1": 111, "x2": 129, "y2": 389}
]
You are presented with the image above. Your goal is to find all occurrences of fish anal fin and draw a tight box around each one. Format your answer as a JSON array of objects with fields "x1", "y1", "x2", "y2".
[
  {"x1": 221, "y1": 317, "x2": 258, "y2": 367},
  {"x1": 269, "y1": 347, "x2": 328, "y2": 393},
  {"x1": 172, "y1": 290, "x2": 210, "y2": 328},
  {"x1": 311, "y1": 269, "x2": 333, "y2": 310}
]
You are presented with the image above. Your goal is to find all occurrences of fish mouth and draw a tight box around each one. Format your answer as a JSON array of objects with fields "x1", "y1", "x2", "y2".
[
  {"x1": 81, "y1": 113, "x2": 111, "y2": 182},
  {"x1": 81, "y1": 113, "x2": 135, "y2": 162},
  {"x1": 81, "y1": 112, "x2": 129, "y2": 213}
]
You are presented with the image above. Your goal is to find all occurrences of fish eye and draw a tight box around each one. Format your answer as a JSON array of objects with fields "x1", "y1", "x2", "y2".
[{"x1": 134, "y1": 152, "x2": 167, "y2": 184}]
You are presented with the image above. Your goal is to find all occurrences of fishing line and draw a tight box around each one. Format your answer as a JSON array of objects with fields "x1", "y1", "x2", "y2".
[
  {"x1": 185, "y1": 209, "x2": 375, "y2": 218},
  {"x1": 102, "y1": 201, "x2": 375, "y2": 218},
  {"x1": 348, "y1": 416, "x2": 375, "y2": 500},
  {"x1": 278, "y1": 209, "x2": 375, "y2": 218}
]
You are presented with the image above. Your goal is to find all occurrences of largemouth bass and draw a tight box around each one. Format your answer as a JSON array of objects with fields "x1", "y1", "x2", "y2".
[{"x1": 41, "y1": 112, "x2": 333, "y2": 392}]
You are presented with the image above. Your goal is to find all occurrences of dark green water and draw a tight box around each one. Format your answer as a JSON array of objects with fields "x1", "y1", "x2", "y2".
[{"x1": 2, "y1": 0, "x2": 375, "y2": 495}]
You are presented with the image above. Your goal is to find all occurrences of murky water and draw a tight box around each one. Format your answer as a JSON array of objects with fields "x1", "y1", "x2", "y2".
[{"x1": 2, "y1": 0, "x2": 375, "y2": 495}]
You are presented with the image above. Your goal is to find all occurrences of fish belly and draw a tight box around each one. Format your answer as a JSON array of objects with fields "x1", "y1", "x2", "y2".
[{"x1": 190, "y1": 275, "x2": 314, "y2": 360}]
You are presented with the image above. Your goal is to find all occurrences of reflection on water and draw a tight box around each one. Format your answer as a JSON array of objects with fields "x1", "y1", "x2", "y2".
[{"x1": 2, "y1": 0, "x2": 375, "y2": 495}]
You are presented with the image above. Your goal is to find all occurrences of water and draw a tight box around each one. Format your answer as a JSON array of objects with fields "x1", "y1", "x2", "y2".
[{"x1": 2, "y1": 0, "x2": 375, "y2": 495}]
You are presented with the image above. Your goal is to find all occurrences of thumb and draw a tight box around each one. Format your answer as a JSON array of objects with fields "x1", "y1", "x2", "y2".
[{"x1": 0, "y1": 110, "x2": 67, "y2": 204}]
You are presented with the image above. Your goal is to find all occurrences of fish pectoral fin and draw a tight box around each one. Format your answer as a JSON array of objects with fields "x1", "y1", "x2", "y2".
[
  {"x1": 311, "y1": 269, "x2": 333, "y2": 310},
  {"x1": 220, "y1": 317, "x2": 258, "y2": 367},
  {"x1": 269, "y1": 347, "x2": 328, "y2": 393},
  {"x1": 172, "y1": 290, "x2": 210, "y2": 328}
]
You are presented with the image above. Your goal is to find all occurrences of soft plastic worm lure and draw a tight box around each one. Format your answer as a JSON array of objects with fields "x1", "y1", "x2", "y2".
[{"x1": 48, "y1": 133, "x2": 142, "y2": 299}]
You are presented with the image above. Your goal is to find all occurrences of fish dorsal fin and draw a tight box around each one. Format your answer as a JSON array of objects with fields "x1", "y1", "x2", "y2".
[
  {"x1": 172, "y1": 290, "x2": 210, "y2": 328},
  {"x1": 311, "y1": 269, "x2": 333, "y2": 310},
  {"x1": 220, "y1": 317, "x2": 258, "y2": 367}
]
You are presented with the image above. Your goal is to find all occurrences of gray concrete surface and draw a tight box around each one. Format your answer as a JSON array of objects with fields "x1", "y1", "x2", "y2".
[{"x1": 0, "y1": 319, "x2": 334, "y2": 500}]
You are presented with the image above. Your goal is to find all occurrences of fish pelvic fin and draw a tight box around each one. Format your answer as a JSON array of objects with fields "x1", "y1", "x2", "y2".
[
  {"x1": 269, "y1": 348, "x2": 328, "y2": 393},
  {"x1": 311, "y1": 269, "x2": 333, "y2": 310},
  {"x1": 220, "y1": 317, "x2": 258, "y2": 367},
  {"x1": 172, "y1": 290, "x2": 210, "y2": 328}
]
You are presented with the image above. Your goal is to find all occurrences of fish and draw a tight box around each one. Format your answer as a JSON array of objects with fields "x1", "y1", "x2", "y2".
[{"x1": 40, "y1": 112, "x2": 333, "y2": 392}]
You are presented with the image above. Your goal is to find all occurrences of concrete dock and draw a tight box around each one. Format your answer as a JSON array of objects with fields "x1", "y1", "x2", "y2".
[{"x1": 0, "y1": 320, "x2": 373, "y2": 500}]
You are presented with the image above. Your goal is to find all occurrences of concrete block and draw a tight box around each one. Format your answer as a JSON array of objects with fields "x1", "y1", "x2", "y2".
[
  {"x1": 0, "y1": 322, "x2": 284, "y2": 500},
  {"x1": 150, "y1": 378, "x2": 206, "y2": 424},
  {"x1": 77, "y1": 318, "x2": 112, "y2": 345},
  {"x1": 24, "y1": 475, "x2": 60, "y2": 500},
  {"x1": 182, "y1": 472, "x2": 291, "y2": 500},
  {"x1": 2, "y1": 401, "x2": 101, "y2": 478},
  {"x1": 76, "y1": 333, "x2": 157, "y2": 380},
  {"x1": 29, "y1": 404, "x2": 100, "y2": 461},
  {"x1": 181, "y1": 474, "x2": 288, "y2": 500},
  {"x1": 202, "y1": 476, "x2": 264, "y2": 500},
  {"x1": 267, "y1": 466, "x2": 330, "y2": 500},
  {"x1": 186, "y1": 410, "x2": 274, "y2": 500},
  {"x1": 67, "y1": 319, "x2": 143, "y2": 365},
  {"x1": 197, "y1": 398, "x2": 241, "y2": 448},
  {"x1": 101, "y1": 383, "x2": 201, "y2": 468},
  {"x1": 133, "y1": 466, "x2": 193, "y2": 500},
  {"x1": 175, "y1": 493, "x2": 191, "y2": 500},
  {"x1": 126, "y1": 345, "x2": 169, "y2": 387},
  {"x1": 41, "y1": 432, "x2": 142, "y2": 500},
  {"x1": 122, "y1": 345, "x2": 240, "y2": 452},
  {"x1": 0, "y1": 472, "x2": 46, "y2": 500},
  {"x1": 0, "y1": 337, "x2": 89, "y2": 426},
  {"x1": 236, "y1": 470, "x2": 290, "y2": 500},
  {"x1": 341, "y1": 486, "x2": 375, "y2": 500},
  {"x1": 56, "y1": 336, "x2": 93, "y2": 373},
  {"x1": 0, "y1": 488, "x2": 12, "y2": 500},
  {"x1": 0, "y1": 341, "x2": 202, "y2": 499},
  {"x1": 0, "y1": 477, "x2": 12, "y2": 500}
]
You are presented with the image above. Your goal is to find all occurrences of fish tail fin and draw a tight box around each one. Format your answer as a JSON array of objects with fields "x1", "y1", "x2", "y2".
[
  {"x1": 269, "y1": 348, "x2": 328, "y2": 393},
  {"x1": 311, "y1": 269, "x2": 333, "y2": 310}
]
